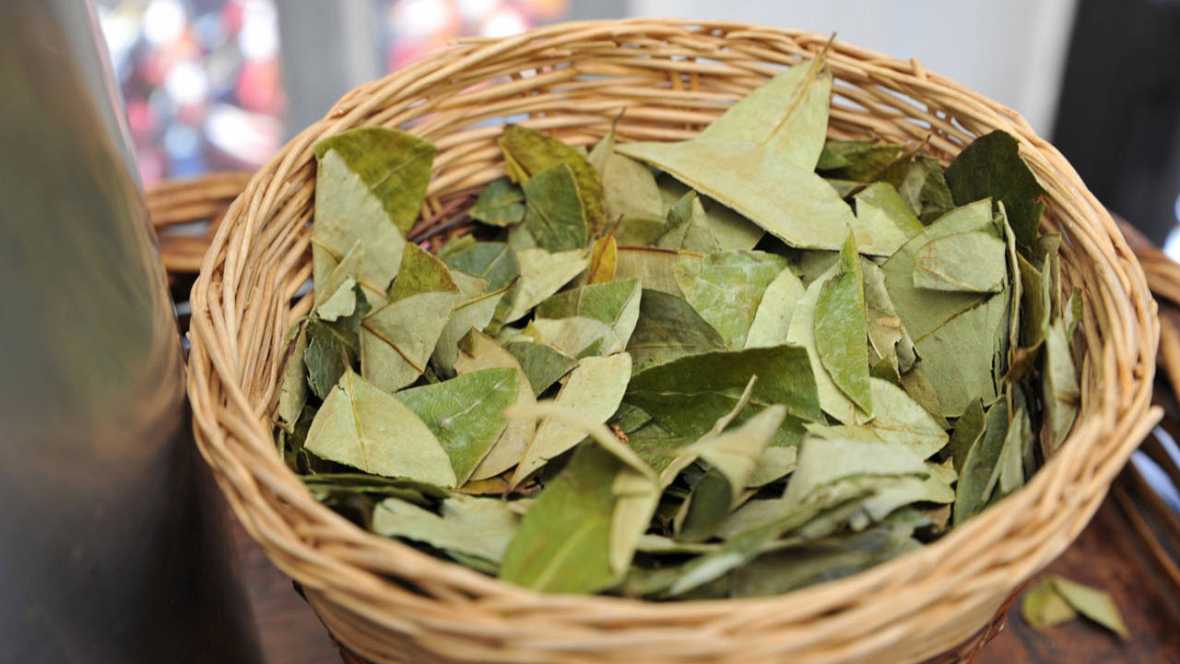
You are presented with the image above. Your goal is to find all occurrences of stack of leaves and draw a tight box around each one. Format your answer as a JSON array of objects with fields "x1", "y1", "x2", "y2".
[{"x1": 276, "y1": 50, "x2": 1085, "y2": 599}]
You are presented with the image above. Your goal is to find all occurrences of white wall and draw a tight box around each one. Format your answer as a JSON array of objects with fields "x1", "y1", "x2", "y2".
[{"x1": 627, "y1": 0, "x2": 1078, "y2": 136}]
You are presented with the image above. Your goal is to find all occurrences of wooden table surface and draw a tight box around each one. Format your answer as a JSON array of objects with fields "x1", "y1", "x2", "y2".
[{"x1": 225, "y1": 470, "x2": 1180, "y2": 664}]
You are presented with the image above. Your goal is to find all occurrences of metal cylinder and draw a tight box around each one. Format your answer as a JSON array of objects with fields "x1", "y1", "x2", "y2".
[{"x1": 0, "y1": 2, "x2": 262, "y2": 662}]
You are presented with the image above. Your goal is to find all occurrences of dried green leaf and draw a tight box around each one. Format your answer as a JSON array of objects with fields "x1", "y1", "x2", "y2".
[
  {"x1": 625, "y1": 289, "x2": 726, "y2": 372},
  {"x1": 304, "y1": 291, "x2": 369, "y2": 400},
  {"x1": 1051, "y1": 576, "x2": 1129, "y2": 638},
  {"x1": 817, "y1": 139, "x2": 905, "y2": 181},
  {"x1": 499, "y1": 443, "x2": 620, "y2": 593},
  {"x1": 673, "y1": 406, "x2": 786, "y2": 542},
  {"x1": 372, "y1": 494, "x2": 519, "y2": 563},
  {"x1": 503, "y1": 341, "x2": 578, "y2": 396},
  {"x1": 454, "y1": 331, "x2": 537, "y2": 481},
  {"x1": 1018, "y1": 252, "x2": 1051, "y2": 351},
  {"x1": 1042, "y1": 318, "x2": 1080, "y2": 454},
  {"x1": 614, "y1": 245, "x2": 699, "y2": 296},
  {"x1": 441, "y1": 240, "x2": 519, "y2": 291},
  {"x1": 728, "y1": 518, "x2": 921, "y2": 597},
  {"x1": 536, "y1": 278, "x2": 642, "y2": 354},
  {"x1": 316, "y1": 240, "x2": 365, "y2": 320},
  {"x1": 498, "y1": 125, "x2": 607, "y2": 234},
  {"x1": 469, "y1": 177, "x2": 525, "y2": 227},
  {"x1": 948, "y1": 398, "x2": 986, "y2": 472},
  {"x1": 617, "y1": 57, "x2": 860, "y2": 251},
  {"x1": 496, "y1": 248, "x2": 588, "y2": 324},
  {"x1": 361, "y1": 244, "x2": 461, "y2": 393},
  {"x1": 745, "y1": 268, "x2": 806, "y2": 349},
  {"x1": 953, "y1": 398, "x2": 1009, "y2": 525},
  {"x1": 304, "y1": 371, "x2": 456, "y2": 486},
  {"x1": 586, "y1": 234, "x2": 618, "y2": 284},
  {"x1": 850, "y1": 182, "x2": 925, "y2": 257},
  {"x1": 880, "y1": 154, "x2": 954, "y2": 224},
  {"x1": 626, "y1": 345, "x2": 821, "y2": 446},
  {"x1": 912, "y1": 291, "x2": 1008, "y2": 418},
  {"x1": 521, "y1": 163, "x2": 590, "y2": 251},
  {"x1": 396, "y1": 368, "x2": 517, "y2": 484},
  {"x1": 787, "y1": 262, "x2": 860, "y2": 422},
  {"x1": 1022, "y1": 578, "x2": 1078, "y2": 630},
  {"x1": 674, "y1": 250, "x2": 789, "y2": 349},
  {"x1": 913, "y1": 230, "x2": 1007, "y2": 293},
  {"x1": 861, "y1": 259, "x2": 917, "y2": 379},
  {"x1": 431, "y1": 272, "x2": 509, "y2": 376},
  {"x1": 510, "y1": 353, "x2": 633, "y2": 485},
  {"x1": 815, "y1": 234, "x2": 872, "y2": 413},
  {"x1": 277, "y1": 321, "x2": 309, "y2": 433},
  {"x1": 945, "y1": 130, "x2": 1045, "y2": 252},
  {"x1": 883, "y1": 199, "x2": 994, "y2": 340},
  {"x1": 312, "y1": 130, "x2": 432, "y2": 294},
  {"x1": 862, "y1": 378, "x2": 949, "y2": 458},
  {"x1": 314, "y1": 127, "x2": 436, "y2": 234},
  {"x1": 592, "y1": 134, "x2": 665, "y2": 228}
]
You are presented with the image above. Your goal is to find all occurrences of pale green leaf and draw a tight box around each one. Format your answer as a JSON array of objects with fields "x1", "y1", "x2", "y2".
[
  {"x1": 372, "y1": 494, "x2": 519, "y2": 563},
  {"x1": 498, "y1": 125, "x2": 607, "y2": 234},
  {"x1": 314, "y1": 127, "x2": 435, "y2": 234},
  {"x1": 496, "y1": 248, "x2": 588, "y2": 324},
  {"x1": 441, "y1": 240, "x2": 519, "y2": 291},
  {"x1": 1021, "y1": 578, "x2": 1078, "y2": 630},
  {"x1": 850, "y1": 182, "x2": 924, "y2": 257},
  {"x1": 454, "y1": 331, "x2": 538, "y2": 481},
  {"x1": 745, "y1": 268, "x2": 806, "y2": 349},
  {"x1": 304, "y1": 371, "x2": 456, "y2": 486},
  {"x1": 504, "y1": 341, "x2": 578, "y2": 396},
  {"x1": 396, "y1": 368, "x2": 517, "y2": 484},
  {"x1": 817, "y1": 139, "x2": 904, "y2": 181},
  {"x1": 536, "y1": 278, "x2": 642, "y2": 353},
  {"x1": 657, "y1": 177, "x2": 763, "y2": 251},
  {"x1": 625, "y1": 345, "x2": 822, "y2": 446},
  {"x1": 616, "y1": 57, "x2": 860, "y2": 251},
  {"x1": 521, "y1": 163, "x2": 590, "y2": 251},
  {"x1": 861, "y1": 259, "x2": 917, "y2": 379},
  {"x1": 913, "y1": 230, "x2": 1007, "y2": 293},
  {"x1": 1051, "y1": 576, "x2": 1129, "y2": 638},
  {"x1": 880, "y1": 154, "x2": 954, "y2": 224},
  {"x1": 882, "y1": 199, "x2": 994, "y2": 340},
  {"x1": 614, "y1": 245, "x2": 699, "y2": 296},
  {"x1": 277, "y1": 321, "x2": 308, "y2": 434},
  {"x1": 815, "y1": 234, "x2": 872, "y2": 413},
  {"x1": 1042, "y1": 318, "x2": 1080, "y2": 454},
  {"x1": 912, "y1": 291, "x2": 1008, "y2": 417},
  {"x1": 674, "y1": 250, "x2": 789, "y2": 349},
  {"x1": 360, "y1": 244, "x2": 460, "y2": 393},
  {"x1": 864, "y1": 378, "x2": 949, "y2": 458},
  {"x1": 431, "y1": 272, "x2": 508, "y2": 376},
  {"x1": 316, "y1": 240, "x2": 364, "y2": 321},
  {"x1": 470, "y1": 177, "x2": 525, "y2": 227},
  {"x1": 953, "y1": 399, "x2": 1009, "y2": 525},
  {"x1": 510, "y1": 353, "x2": 633, "y2": 485},
  {"x1": 787, "y1": 262, "x2": 860, "y2": 423}
]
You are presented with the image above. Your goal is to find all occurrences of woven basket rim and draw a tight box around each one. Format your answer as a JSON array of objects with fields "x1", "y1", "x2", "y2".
[{"x1": 187, "y1": 18, "x2": 1159, "y2": 662}]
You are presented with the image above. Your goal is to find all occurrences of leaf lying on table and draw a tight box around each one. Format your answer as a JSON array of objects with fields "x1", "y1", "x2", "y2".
[
  {"x1": 285, "y1": 49, "x2": 1076, "y2": 602},
  {"x1": 1021, "y1": 576, "x2": 1128, "y2": 638}
]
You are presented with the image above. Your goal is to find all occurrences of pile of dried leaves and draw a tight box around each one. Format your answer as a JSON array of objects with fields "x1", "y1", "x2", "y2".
[{"x1": 276, "y1": 52, "x2": 1083, "y2": 598}]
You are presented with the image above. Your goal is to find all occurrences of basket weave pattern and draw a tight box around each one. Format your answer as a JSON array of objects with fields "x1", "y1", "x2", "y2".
[{"x1": 187, "y1": 20, "x2": 1159, "y2": 663}]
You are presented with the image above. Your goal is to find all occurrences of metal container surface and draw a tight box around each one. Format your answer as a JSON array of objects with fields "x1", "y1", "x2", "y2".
[{"x1": 0, "y1": 3, "x2": 262, "y2": 662}]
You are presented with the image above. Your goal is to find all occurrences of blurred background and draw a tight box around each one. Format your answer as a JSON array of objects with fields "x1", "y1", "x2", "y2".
[{"x1": 96, "y1": 0, "x2": 1180, "y2": 245}]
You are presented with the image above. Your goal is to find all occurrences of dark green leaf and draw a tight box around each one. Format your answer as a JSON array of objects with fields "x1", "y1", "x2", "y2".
[
  {"x1": 470, "y1": 177, "x2": 525, "y2": 227},
  {"x1": 945, "y1": 130, "x2": 1045, "y2": 252}
]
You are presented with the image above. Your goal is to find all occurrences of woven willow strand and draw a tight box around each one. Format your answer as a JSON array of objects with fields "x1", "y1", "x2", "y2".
[{"x1": 186, "y1": 20, "x2": 1158, "y2": 663}]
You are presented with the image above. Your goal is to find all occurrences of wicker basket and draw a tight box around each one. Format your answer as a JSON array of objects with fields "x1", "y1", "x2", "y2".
[{"x1": 187, "y1": 19, "x2": 1160, "y2": 663}]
